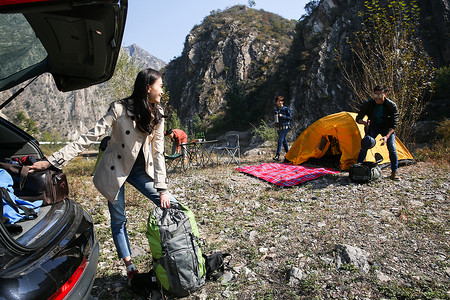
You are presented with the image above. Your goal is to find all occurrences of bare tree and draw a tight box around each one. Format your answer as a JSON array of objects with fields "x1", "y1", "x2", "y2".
[{"x1": 336, "y1": 0, "x2": 435, "y2": 142}]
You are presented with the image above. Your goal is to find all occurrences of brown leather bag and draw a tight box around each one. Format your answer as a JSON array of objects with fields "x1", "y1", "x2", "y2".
[{"x1": 0, "y1": 162, "x2": 69, "y2": 206}]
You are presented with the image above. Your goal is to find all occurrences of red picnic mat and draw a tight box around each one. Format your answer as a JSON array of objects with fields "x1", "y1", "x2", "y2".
[{"x1": 235, "y1": 163, "x2": 339, "y2": 187}]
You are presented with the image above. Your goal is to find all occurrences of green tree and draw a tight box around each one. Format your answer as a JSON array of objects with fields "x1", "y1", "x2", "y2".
[
  {"x1": 224, "y1": 81, "x2": 250, "y2": 130},
  {"x1": 166, "y1": 109, "x2": 182, "y2": 131},
  {"x1": 251, "y1": 119, "x2": 277, "y2": 143},
  {"x1": 98, "y1": 50, "x2": 141, "y2": 102},
  {"x1": 40, "y1": 130, "x2": 62, "y2": 143},
  {"x1": 336, "y1": 0, "x2": 435, "y2": 142},
  {"x1": 434, "y1": 66, "x2": 450, "y2": 99},
  {"x1": 192, "y1": 113, "x2": 203, "y2": 134},
  {"x1": 160, "y1": 87, "x2": 170, "y2": 109},
  {"x1": 15, "y1": 111, "x2": 39, "y2": 135}
]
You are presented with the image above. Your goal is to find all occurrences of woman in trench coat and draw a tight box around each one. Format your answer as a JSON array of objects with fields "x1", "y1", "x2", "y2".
[{"x1": 30, "y1": 68, "x2": 175, "y2": 285}]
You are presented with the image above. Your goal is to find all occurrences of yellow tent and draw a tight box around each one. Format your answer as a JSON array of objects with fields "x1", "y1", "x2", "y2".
[{"x1": 285, "y1": 111, "x2": 414, "y2": 170}]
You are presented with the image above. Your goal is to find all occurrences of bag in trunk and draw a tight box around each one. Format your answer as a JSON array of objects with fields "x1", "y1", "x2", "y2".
[{"x1": 0, "y1": 162, "x2": 68, "y2": 205}]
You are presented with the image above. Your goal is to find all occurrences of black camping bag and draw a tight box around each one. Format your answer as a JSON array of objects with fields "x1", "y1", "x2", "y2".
[
  {"x1": 349, "y1": 153, "x2": 383, "y2": 183},
  {"x1": 349, "y1": 162, "x2": 382, "y2": 183},
  {"x1": 203, "y1": 252, "x2": 232, "y2": 281}
]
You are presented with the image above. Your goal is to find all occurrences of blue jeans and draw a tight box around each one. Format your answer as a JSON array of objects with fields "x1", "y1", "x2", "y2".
[
  {"x1": 276, "y1": 129, "x2": 289, "y2": 155},
  {"x1": 108, "y1": 155, "x2": 177, "y2": 259},
  {"x1": 357, "y1": 125, "x2": 398, "y2": 172}
]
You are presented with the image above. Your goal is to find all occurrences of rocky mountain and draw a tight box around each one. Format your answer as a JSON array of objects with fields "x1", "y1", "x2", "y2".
[
  {"x1": 163, "y1": 0, "x2": 449, "y2": 140},
  {"x1": 285, "y1": 0, "x2": 450, "y2": 135},
  {"x1": 123, "y1": 44, "x2": 166, "y2": 71},
  {"x1": 0, "y1": 46, "x2": 166, "y2": 140},
  {"x1": 1, "y1": 0, "x2": 448, "y2": 143},
  {"x1": 163, "y1": 6, "x2": 297, "y2": 131}
]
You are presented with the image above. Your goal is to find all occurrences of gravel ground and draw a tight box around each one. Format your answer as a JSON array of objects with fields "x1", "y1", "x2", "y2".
[{"x1": 68, "y1": 153, "x2": 449, "y2": 300}]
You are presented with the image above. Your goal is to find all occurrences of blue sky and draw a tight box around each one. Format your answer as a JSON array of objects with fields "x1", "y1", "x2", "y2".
[{"x1": 121, "y1": 0, "x2": 309, "y2": 63}]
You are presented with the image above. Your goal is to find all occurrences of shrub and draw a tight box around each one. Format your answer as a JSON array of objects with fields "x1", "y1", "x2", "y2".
[
  {"x1": 414, "y1": 119, "x2": 450, "y2": 163},
  {"x1": 251, "y1": 120, "x2": 277, "y2": 143},
  {"x1": 63, "y1": 158, "x2": 97, "y2": 177},
  {"x1": 435, "y1": 119, "x2": 450, "y2": 147},
  {"x1": 434, "y1": 66, "x2": 450, "y2": 98}
]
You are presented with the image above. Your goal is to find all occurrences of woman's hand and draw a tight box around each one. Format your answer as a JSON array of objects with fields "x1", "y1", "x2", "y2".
[
  {"x1": 159, "y1": 192, "x2": 170, "y2": 208},
  {"x1": 29, "y1": 160, "x2": 51, "y2": 173}
]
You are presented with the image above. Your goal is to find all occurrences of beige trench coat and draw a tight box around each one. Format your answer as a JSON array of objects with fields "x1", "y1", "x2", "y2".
[{"x1": 47, "y1": 100, "x2": 167, "y2": 202}]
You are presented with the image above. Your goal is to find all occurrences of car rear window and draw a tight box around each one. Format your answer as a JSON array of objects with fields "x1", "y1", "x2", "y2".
[{"x1": 0, "y1": 13, "x2": 47, "y2": 81}]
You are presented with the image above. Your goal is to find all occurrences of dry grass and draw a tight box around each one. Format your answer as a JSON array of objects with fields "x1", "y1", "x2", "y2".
[{"x1": 65, "y1": 152, "x2": 449, "y2": 300}]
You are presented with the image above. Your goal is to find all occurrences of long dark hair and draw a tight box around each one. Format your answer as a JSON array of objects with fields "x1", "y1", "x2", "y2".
[{"x1": 121, "y1": 68, "x2": 164, "y2": 133}]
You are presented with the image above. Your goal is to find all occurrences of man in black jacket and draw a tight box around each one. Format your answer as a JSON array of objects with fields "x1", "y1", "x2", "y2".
[
  {"x1": 356, "y1": 85, "x2": 400, "y2": 180},
  {"x1": 273, "y1": 96, "x2": 291, "y2": 161}
]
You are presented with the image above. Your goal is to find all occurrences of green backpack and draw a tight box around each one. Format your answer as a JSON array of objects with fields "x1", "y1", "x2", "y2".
[{"x1": 146, "y1": 203, "x2": 206, "y2": 297}]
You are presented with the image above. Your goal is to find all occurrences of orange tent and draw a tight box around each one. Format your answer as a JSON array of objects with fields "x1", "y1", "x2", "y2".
[{"x1": 285, "y1": 112, "x2": 413, "y2": 170}]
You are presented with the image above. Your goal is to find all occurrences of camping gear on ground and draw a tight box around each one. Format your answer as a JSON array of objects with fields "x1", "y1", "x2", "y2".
[
  {"x1": 349, "y1": 153, "x2": 383, "y2": 183},
  {"x1": 127, "y1": 269, "x2": 159, "y2": 296},
  {"x1": 146, "y1": 203, "x2": 206, "y2": 297},
  {"x1": 285, "y1": 111, "x2": 414, "y2": 170},
  {"x1": 213, "y1": 134, "x2": 241, "y2": 165},
  {"x1": 349, "y1": 162, "x2": 382, "y2": 183},
  {"x1": 236, "y1": 163, "x2": 339, "y2": 187},
  {"x1": 0, "y1": 161, "x2": 68, "y2": 205},
  {"x1": 203, "y1": 252, "x2": 232, "y2": 281},
  {"x1": 128, "y1": 252, "x2": 232, "y2": 297},
  {"x1": 165, "y1": 153, "x2": 185, "y2": 176}
]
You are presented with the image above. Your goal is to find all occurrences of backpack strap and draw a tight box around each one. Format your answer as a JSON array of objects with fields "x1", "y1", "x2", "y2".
[
  {"x1": 0, "y1": 187, "x2": 7, "y2": 224},
  {"x1": 203, "y1": 252, "x2": 232, "y2": 281},
  {"x1": 0, "y1": 187, "x2": 37, "y2": 220},
  {"x1": 0, "y1": 187, "x2": 24, "y2": 234},
  {"x1": 18, "y1": 165, "x2": 29, "y2": 190}
]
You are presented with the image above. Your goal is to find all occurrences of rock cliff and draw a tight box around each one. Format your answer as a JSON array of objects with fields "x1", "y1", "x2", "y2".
[
  {"x1": 286, "y1": 0, "x2": 449, "y2": 134},
  {"x1": 163, "y1": 1, "x2": 449, "y2": 138},
  {"x1": 1, "y1": 0, "x2": 448, "y2": 142},
  {"x1": 0, "y1": 45, "x2": 166, "y2": 140},
  {"x1": 163, "y1": 5, "x2": 297, "y2": 131}
]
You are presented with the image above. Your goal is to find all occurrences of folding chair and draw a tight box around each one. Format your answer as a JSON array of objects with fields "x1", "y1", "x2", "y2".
[
  {"x1": 213, "y1": 134, "x2": 240, "y2": 165},
  {"x1": 164, "y1": 153, "x2": 185, "y2": 175}
]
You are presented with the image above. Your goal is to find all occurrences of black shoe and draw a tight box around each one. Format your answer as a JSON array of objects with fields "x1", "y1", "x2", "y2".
[{"x1": 273, "y1": 155, "x2": 280, "y2": 161}]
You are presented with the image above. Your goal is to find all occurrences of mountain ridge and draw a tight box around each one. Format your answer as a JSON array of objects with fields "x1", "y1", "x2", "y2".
[
  {"x1": 163, "y1": 1, "x2": 449, "y2": 141},
  {"x1": 1, "y1": 0, "x2": 448, "y2": 143},
  {"x1": 0, "y1": 45, "x2": 166, "y2": 140}
]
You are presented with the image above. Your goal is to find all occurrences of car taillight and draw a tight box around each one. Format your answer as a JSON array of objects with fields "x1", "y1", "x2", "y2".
[{"x1": 48, "y1": 257, "x2": 88, "y2": 300}]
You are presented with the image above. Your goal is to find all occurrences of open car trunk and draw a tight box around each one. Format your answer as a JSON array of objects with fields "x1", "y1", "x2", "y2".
[
  {"x1": 0, "y1": 1, "x2": 127, "y2": 297},
  {"x1": 0, "y1": 116, "x2": 99, "y2": 299}
]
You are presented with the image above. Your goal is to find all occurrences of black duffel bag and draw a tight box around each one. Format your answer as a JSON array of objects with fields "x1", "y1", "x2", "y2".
[
  {"x1": 349, "y1": 153, "x2": 383, "y2": 183},
  {"x1": 0, "y1": 162, "x2": 68, "y2": 206}
]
